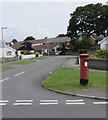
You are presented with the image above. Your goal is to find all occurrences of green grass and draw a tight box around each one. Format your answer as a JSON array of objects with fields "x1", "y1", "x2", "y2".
[
  {"x1": 43, "y1": 67, "x2": 107, "y2": 92},
  {"x1": 10, "y1": 56, "x2": 49, "y2": 65},
  {"x1": 0, "y1": 66, "x2": 12, "y2": 71},
  {"x1": 31, "y1": 56, "x2": 49, "y2": 60}
]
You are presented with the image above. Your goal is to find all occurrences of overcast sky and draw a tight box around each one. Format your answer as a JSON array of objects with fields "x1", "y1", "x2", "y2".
[{"x1": 1, "y1": 0, "x2": 107, "y2": 42}]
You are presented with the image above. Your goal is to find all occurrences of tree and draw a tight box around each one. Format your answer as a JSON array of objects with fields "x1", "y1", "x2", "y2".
[
  {"x1": 24, "y1": 36, "x2": 35, "y2": 41},
  {"x1": 67, "y1": 3, "x2": 108, "y2": 38},
  {"x1": 56, "y1": 34, "x2": 67, "y2": 38},
  {"x1": 57, "y1": 42, "x2": 67, "y2": 54},
  {"x1": 11, "y1": 39, "x2": 17, "y2": 43},
  {"x1": 71, "y1": 35, "x2": 92, "y2": 52}
]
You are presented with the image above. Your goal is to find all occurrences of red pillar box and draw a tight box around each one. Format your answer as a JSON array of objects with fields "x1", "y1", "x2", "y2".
[{"x1": 80, "y1": 54, "x2": 89, "y2": 85}]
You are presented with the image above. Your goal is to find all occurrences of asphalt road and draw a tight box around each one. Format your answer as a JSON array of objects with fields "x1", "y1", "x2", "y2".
[{"x1": 1, "y1": 56, "x2": 107, "y2": 118}]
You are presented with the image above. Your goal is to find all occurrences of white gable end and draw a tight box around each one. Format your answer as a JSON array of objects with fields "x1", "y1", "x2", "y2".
[{"x1": 98, "y1": 36, "x2": 108, "y2": 50}]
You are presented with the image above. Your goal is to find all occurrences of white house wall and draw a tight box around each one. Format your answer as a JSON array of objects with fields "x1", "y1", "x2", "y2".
[
  {"x1": 100, "y1": 38, "x2": 108, "y2": 50},
  {"x1": 0, "y1": 47, "x2": 16, "y2": 58}
]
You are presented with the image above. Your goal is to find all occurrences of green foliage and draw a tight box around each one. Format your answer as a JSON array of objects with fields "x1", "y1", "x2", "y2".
[
  {"x1": 20, "y1": 50, "x2": 26, "y2": 55},
  {"x1": 35, "y1": 49, "x2": 42, "y2": 54},
  {"x1": 96, "y1": 49, "x2": 108, "y2": 59},
  {"x1": 24, "y1": 36, "x2": 35, "y2": 41},
  {"x1": 71, "y1": 35, "x2": 92, "y2": 52},
  {"x1": 56, "y1": 34, "x2": 67, "y2": 37},
  {"x1": 78, "y1": 49, "x2": 87, "y2": 54},
  {"x1": 11, "y1": 39, "x2": 17, "y2": 43},
  {"x1": 20, "y1": 50, "x2": 33, "y2": 55},
  {"x1": 57, "y1": 42, "x2": 67, "y2": 54},
  {"x1": 89, "y1": 55, "x2": 99, "y2": 59},
  {"x1": 89, "y1": 49, "x2": 108, "y2": 59},
  {"x1": 67, "y1": 3, "x2": 108, "y2": 38}
]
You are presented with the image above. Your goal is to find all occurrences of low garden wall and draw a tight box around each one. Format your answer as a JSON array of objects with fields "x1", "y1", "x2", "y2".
[
  {"x1": 5, "y1": 56, "x2": 18, "y2": 62},
  {"x1": 21, "y1": 54, "x2": 35, "y2": 59},
  {"x1": 89, "y1": 58, "x2": 108, "y2": 70}
]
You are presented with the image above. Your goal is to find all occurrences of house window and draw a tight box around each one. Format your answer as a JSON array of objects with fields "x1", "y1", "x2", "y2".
[{"x1": 6, "y1": 51, "x2": 12, "y2": 56}]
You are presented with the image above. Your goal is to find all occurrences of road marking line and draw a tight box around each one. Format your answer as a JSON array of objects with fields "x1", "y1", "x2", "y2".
[
  {"x1": 40, "y1": 100, "x2": 58, "y2": 102},
  {"x1": 16, "y1": 100, "x2": 33, "y2": 102},
  {"x1": 93, "y1": 102, "x2": 108, "y2": 105},
  {"x1": 14, "y1": 103, "x2": 32, "y2": 106},
  {"x1": 40, "y1": 103, "x2": 58, "y2": 105},
  {"x1": 0, "y1": 78, "x2": 10, "y2": 82},
  {"x1": 14, "y1": 72, "x2": 25, "y2": 77},
  {"x1": 66, "y1": 102, "x2": 85, "y2": 105},
  {"x1": 0, "y1": 103, "x2": 7, "y2": 106},
  {"x1": 0, "y1": 100, "x2": 9, "y2": 103},
  {"x1": 66, "y1": 100, "x2": 84, "y2": 102}
]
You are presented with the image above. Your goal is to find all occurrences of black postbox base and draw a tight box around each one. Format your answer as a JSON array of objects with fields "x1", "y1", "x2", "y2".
[{"x1": 80, "y1": 79, "x2": 88, "y2": 85}]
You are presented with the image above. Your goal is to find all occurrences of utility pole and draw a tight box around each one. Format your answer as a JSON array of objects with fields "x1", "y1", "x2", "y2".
[{"x1": 1, "y1": 27, "x2": 7, "y2": 63}]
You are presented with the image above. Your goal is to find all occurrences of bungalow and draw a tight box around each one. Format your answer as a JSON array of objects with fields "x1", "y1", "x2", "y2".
[
  {"x1": 17, "y1": 42, "x2": 35, "y2": 54},
  {"x1": 33, "y1": 43, "x2": 60, "y2": 55},
  {"x1": 0, "y1": 44, "x2": 16, "y2": 62},
  {"x1": 10, "y1": 37, "x2": 71, "y2": 55},
  {"x1": 98, "y1": 36, "x2": 108, "y2": 50}
]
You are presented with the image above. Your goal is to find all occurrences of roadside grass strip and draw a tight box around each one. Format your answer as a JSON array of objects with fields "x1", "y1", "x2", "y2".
[
  {"x1": 66, "y1": 99, "x2": 85, "y2": 105},
  {"x1": 0, "y1": 66, "x2": 12, "y2": 71},
  {"x1": 40, "y1": 100, "x2": 58, "y2": 105},
  {"x1": 14, "y1": 99, "x2": 33, "y2": 106},
  {"x1": 93, "y1": 102, "x2": 108, "y2": 105},
  {"x1": 10, "y1": 56, "x2": 49, "y2": 65},
  {"x1": 43, "y1": 67, "x2": 106, "y2": 92},
  {"x1": 0, "y1": 100, "x2": 9, "y2": 106}
]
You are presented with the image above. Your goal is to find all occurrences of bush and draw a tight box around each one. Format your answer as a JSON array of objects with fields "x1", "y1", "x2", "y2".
[
  {"x1": 20, "y1": 50, "x2": 26, "y2": 55},
  {"x1": 96, "y1": 49, "x2": 108, "y2": 59},
  {"x1": 78, "y1": 49, "x2": 87, "y2": 54},
  {"x1": 89, "y1": 55, "x2": 98, "y2": 59},
  {"x1": 35, "y1": 49, "x2": 42, "y2": 54},
  {"x1": 89, "y1": 49, "x2": 108, "y2": 59},
  {"x1": 20, "y1": 50, "x2": 34, "y2": 55}
]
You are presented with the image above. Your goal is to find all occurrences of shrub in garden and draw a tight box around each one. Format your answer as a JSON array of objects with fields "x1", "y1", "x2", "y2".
[
  {"x1": 89, "y1": 49, "x2": 108, "y2": 59},
  {"x1": 96, "y1": 49, "x2": 108, "y2": 59},
  {"x1": 35, "y1": 49, "x2": 42, "y2": 54},
  {"x1": 20, "y1": 50, "x2": 26, "y2": 55}
]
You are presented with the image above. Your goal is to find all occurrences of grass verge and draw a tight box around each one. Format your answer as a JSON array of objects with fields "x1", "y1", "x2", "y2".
[
  {"x1": 10, "y1": 56, "x2": 49, "y2": 65},
  {"x1": 43, "y1": 67, "x2": 106, "y2": 92},
  {"x1": 0, "y1": 66, "x2": 12, "y2": 71}
]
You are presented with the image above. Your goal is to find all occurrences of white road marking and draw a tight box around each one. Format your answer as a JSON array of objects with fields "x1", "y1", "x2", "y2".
[
  {"x1": 40, "y1": 100, "x2": 58, "y2": 105},
  {"x1": 14, "y1": 72, "x2": 25, "y2": 77},
  {"x1": 0, "y1": 103, "x2": 7, "y2": 106},
  {"x1": 40, "y1": 103, "x2": 58, "y2": 105},
  {"x1": 14, "y1": 103, "x2": 32, "y2": 106},
  {"x1": 66, "y1": 100, "x2": 84, "y2": 102},
  {"x1": 0, "y1": 100, "x2": 9, "y2": 103},
  {"x1": 0, "y1": 78, "x2": 10, "y2": 82},
  {"x1": 93, "y1": 102, "x2": 108, "y2": 105},
  {"x1": 16, "y1": 100, "x2": 33, "y2": 102},
  {"x1": 40, "y1": 100, "x2": 58, "y2": 102},
  {"x1": 66, "y1": 102, "x2": 85, "y2": 105}
]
